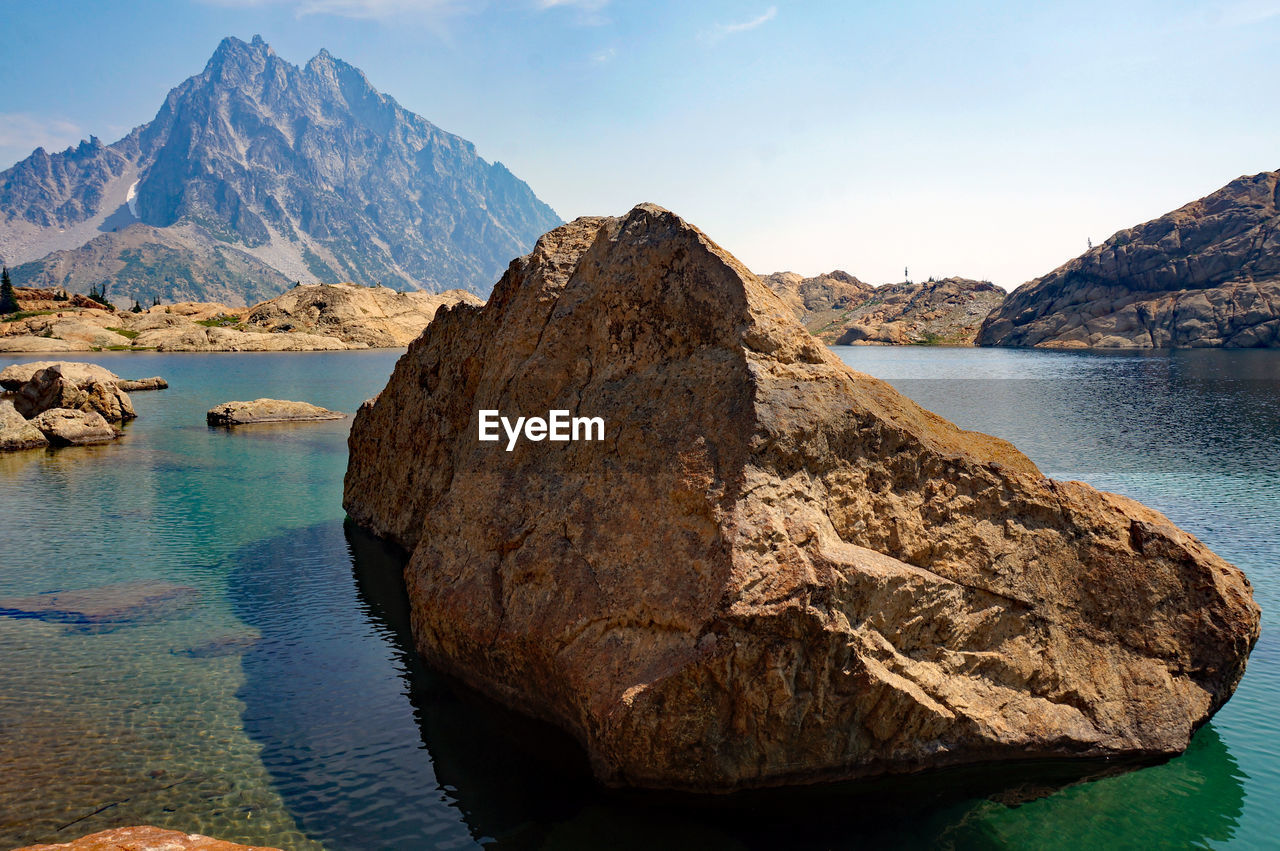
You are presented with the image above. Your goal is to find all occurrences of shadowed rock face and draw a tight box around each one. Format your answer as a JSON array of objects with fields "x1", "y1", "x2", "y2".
[
  {"x1": 979, "y1": 170, "x2": 1280, "y2": 348},
  {"x1": 344, "y1": 204, "x2": 1260, "y2": 792}
]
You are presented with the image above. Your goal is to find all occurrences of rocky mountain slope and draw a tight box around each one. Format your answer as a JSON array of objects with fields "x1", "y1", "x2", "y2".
[
  {"x1": 0, "y1": 283, "x2": 477, "y2": 352},
  {"x1": 344, "y1": 205, "x2": 1257, "y2": 792},
  {"x1": 761, "y1": 271, "x2": 1005, "y2": 345},
  {"x1": 979, "y1": 170, "x2": 1280, "y2": 348},
  {"x1": 0, "y1": 36, "x2": 560, "y2": 304}
]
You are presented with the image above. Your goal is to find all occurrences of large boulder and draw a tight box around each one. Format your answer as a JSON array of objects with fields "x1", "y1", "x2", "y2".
[
  {"x1": 0, "y1": 399, "x2": 48, "y2": 451},
  {"x1": 31, "y1": 408, "x2": 119, "y2": 445},
  {"x1": 14, "y1": 365, "x2": 135, "y2": 422},
  {"x1": 206, "y1": 398, "x2": 345, "y2": 426},
  {"x1": 344, "y1": 205, "x2": 1259, "y2": 792}
]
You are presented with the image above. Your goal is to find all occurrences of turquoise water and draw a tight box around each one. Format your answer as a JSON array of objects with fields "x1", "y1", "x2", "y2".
[{"x1": 0, "y1": 347, "x2": 1276, "y2": 849}]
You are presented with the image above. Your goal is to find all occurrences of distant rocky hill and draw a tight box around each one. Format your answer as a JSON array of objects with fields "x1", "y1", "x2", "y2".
[
  {"x1": 761, "y1": 271, "x2": 1005, "y2": 345},
  {"x1": 0, "y1": 36, "x2": 560, "y2": 305},
  {"x1": 979, "y1": 170, "x2": 1280, "y2": 348},
  {"x1": 0, "y1": 283, "x2": 478, "y2": 352}
]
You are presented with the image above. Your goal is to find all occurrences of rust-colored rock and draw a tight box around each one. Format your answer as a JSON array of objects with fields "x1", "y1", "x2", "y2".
[
  {"x1": 344, "y1": 204, "x2": 1259, "y2": 792},
  {"x1": 13, "y1": 825, "x2": 281, "y2": 851}
]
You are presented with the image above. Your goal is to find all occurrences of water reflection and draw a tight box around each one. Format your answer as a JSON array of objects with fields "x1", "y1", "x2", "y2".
[{"x1": 228, "y1": 520, "x2": 1250, "y2": 849}]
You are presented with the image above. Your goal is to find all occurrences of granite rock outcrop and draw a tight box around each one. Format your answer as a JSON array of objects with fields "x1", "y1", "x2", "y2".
[
  {"x1": 761, "y1": 273, "x2": 1005, "y2": 345},
  {"x1": 207, "y1": 398, "x2": 344, "y2": 426},
  {"x1": 979, "y1": 170, "x2": 1280, "y2": 348},
  {"x1": 344, "y1": 205, "x2": 1259, "y2": 792},
  {"x1": 13, "y1": 825, "x2": 281, "y2": 851}
]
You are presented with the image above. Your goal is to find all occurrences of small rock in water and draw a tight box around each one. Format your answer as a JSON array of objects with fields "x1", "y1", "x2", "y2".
[
  {"x1": 0, "y1": 581, "x2": 200, "y2": 629},
  {"x1": 117, "y1": 376, "x2": 168, "y2": 391},
  {"x1": 206, "y1": 398, "x2": 345, "y2": 426}
]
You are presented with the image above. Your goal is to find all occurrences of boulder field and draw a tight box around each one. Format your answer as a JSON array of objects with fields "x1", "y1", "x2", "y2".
[{"x1": 344, "y1": 205, "x2": 1260, "y2": 792}]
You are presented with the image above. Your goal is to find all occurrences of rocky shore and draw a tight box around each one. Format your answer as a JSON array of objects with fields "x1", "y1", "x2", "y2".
[
  {"x1": 0, "y1": 362, "x2": 160, "y2": 451},
  {"x1": 761, "y1": 272, "x2": 1005, "y2": 345},
  {"x1": 979, "y1": 170, "x2": 1280, "y2": 348},
  {"x1": 344, "y1": 205, "x2": 1259, "y2": 792},
  {"x1": 0, "y1": 283, "x2": 480, "y2": 353}
]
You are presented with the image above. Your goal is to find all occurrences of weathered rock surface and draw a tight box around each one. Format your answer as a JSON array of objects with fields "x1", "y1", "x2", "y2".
[
  {"x1": 979, "y1": 170, "x2": 1280, "y2": 348},
  {"x1": 244, "y1": 283, "x2": 485, "y2": 347},
  {"x1": 0, "y1": 361, "x2": 120, "y2": 390},
  {"x1": 15, "y1": 365, "x2": 135, "y2": 422},
  {"x1": 30, "y1": 408, "x2": 120, "y2": 445},
  {"x1": 13, "y1": 825, "x2": 281, "y2": 851},
  {"x1": 762, "y1": 272, "x2": 1006, "y2": 345},
  {"x1": 0, "y1": 581, "x2": 199, "y2": 627},
  {"x1": 0, "y1": 285, "x2": 478, "y2": 351},
  {"x1": 117, "y1": 376, "x2": 168, "y2": 391},
  {"x1": 0, "y1": 399, "x2": 48, "y2": 450},
  {"x1": 345, "y1": 204, "x2": 1259, "y2": 792},
  {"x1": 207, "y1": 398, "x2": 345, "y2": 426}
]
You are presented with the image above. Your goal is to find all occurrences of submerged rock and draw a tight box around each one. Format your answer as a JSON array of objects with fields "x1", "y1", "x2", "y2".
[
  {"x1": 0, "y1": 580, "x2": 199, "y2": 628},
  {"x1": 15, "y1": 364, "x2": 135, "y2": 422},
  {"x1": 0, "y1": 399, "x2": 48, "y2": 451},
  {"x1": 207, "y1": 398, "x2": 345, "y2": 426},
  {"x1": 344, "y1": 204, "x2": 1259, "y2": 792},
  {"x1": 13, "y1": 825, "x2": 282, "y2": 851},
  {"x1": 30, "y1": 408, "x2": 120, "y2": 446}
]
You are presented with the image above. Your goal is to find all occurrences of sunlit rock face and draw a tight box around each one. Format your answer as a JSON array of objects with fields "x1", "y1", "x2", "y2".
[{"x1": 345, "y1": 204, "x2": 1259, "y2": 792}]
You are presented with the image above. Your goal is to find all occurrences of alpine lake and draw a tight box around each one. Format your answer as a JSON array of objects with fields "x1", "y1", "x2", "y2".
[{"x1": 1, "y1": 346, "x2": 1276, "y2": 850}]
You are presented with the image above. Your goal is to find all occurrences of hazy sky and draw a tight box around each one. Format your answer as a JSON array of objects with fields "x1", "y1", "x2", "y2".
[{"x1": 2, "y1": 0, "x2": 1278, "y2": 288}]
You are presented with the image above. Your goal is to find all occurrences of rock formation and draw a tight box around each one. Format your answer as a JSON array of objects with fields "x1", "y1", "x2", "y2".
[
  {"x1": 344, "y1": 205, "x2": 1260, "y2": 792},
  {"x1": 0, "y1": 361, "x2": 120, "y2": 390},
  {"x1": 29, "y1": 408, "x2": 120, "y2": 445},
  {"x1": 1, "y1": 36, "x2": 560, "y2": 303},
  {"x1": 0, "y1": 399, "x2": 48, "y2": 450},
  {"x1": 117, "y1": 377, "x2": 168, "y2": 391},
  {"x1": 0, "y1": 581, "x2": 199, "y2": 627},
  {"x1": 979, "y1": 170, "x2": 1280, "y2": 348},
  {"x1": 13, "y1": 826, "x2": 281, "y2": 851},
  {"x1": 243, "y1": 283, "x2": 485, "y2": 347},
  {"x1": 0, "y1": 283, "x2": 479, "y2": 352},
  {"x1": 15, "y1": 364, "x2": 135, "y2": 422},
  {"x1": 207, "y1": 398, "x2": 344, "y2": 426},
  {"x1": 761, "y1": 272, "x2": 1006, "y2": 345}
]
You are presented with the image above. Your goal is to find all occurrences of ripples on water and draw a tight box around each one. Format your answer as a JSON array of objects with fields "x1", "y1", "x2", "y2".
[{"x1": 0, "y1": 347, "x2": 1276, "y2": 849}]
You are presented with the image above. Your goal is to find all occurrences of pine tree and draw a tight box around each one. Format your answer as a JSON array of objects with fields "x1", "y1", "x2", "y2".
[{"x1": 0, "y1": 267, "x2": 18, "y2": 315}]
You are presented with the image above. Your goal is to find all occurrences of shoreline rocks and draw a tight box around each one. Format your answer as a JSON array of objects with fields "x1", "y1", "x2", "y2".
[
  {"x1": 761, "y1": 272, "x2": 1005, "y2": 345},
  {"x1": 15, "y1": 365, "x2": 136, "y2": 423},
  {"x1": 979, "y1": 170, "x2": 1280, "y2": 348},
  {"x1": 13, "y1": 825, "x2": 282, "y2": 851},
  {"x1": 207, "y1": 398, "x2": 345, "y2": 426},
  {"x1": 30, "y1": 408, "x2": 120, "y2": 446},
  {"x1": 0, "y1": 283, "x2": 482, "y2": 353},
  {"x1": 345, "y1": 204, "x2": 1259, "y2": 792}
]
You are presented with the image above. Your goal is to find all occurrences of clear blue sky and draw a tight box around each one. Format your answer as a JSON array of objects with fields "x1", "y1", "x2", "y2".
[{"x1": 1, "y1": 0, "x2": 1277, "y2": 287}]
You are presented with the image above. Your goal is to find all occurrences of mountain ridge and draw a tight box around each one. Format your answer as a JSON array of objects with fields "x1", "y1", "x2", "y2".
[{"x1": 0, "y1": 35, "x2": 561, "y2": 304}]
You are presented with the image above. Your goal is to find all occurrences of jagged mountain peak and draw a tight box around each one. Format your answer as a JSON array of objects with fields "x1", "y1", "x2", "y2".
[{"x1": 0, "y1": 36, "x2": 561, "y2": 304}]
